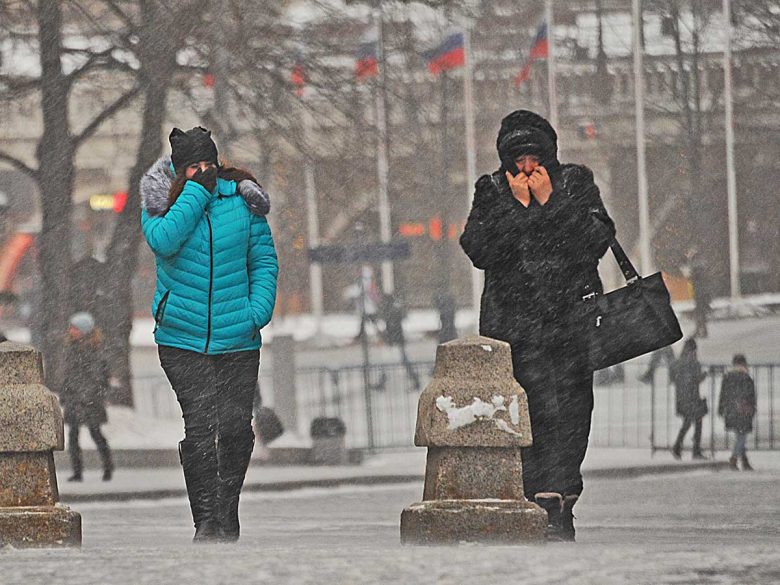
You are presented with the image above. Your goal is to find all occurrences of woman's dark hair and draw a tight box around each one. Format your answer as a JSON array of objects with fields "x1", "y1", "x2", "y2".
[
  {"x1": 167, "y1": 160, "x2": 258, "y2": 210},
  {"x1": 732, "y1": 354, "x2": 747, "y2": 367}
]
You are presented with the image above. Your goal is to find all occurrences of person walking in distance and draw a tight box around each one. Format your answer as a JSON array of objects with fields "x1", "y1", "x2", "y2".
[
  {"x1": 61, "y1": 312, "x2": 114, "y2": 482},
  {"x1": 718, "y1": 354, "x2": 757, "y2": 471},
  {"x1": 141, "y1": 126, "x2": 277, "y2": 542},
  {"x1": 671, "y1": 338, "x2": 709, "y2": 460},
  {"x1": 460, "y1": 110, "x2": 615, "y2": 540}
]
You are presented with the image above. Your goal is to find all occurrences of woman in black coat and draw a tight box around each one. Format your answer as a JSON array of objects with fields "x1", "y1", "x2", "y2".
[
  {"x1": 61, "y1": 312, "x2": 113, "y2": 482},
  {"x1": 718, "y1": 354, "x2": 756, "y2": 470},
  {"x1": 671, "y1": 338, "x2": 708, "y2": 460},
  {"x1": 460, "y1": 110, "x2": 615, "y2": 540}
]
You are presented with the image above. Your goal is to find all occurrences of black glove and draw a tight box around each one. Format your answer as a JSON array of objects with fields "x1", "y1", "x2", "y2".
[{"x1": 190, "y1": 165, "x2": 217, "y2": 193}]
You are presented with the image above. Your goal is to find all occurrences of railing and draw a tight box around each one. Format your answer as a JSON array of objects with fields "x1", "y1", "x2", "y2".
[{"x1": 132, "y1": 362, "x2": 779, "y2": 453}]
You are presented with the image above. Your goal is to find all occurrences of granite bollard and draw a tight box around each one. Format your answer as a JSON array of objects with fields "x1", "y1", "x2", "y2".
[
  {"x1": 0, "y1": 342, "x2": 81, "y2": 547},
  {"x1": 400, "y1": 336, "x2": 546, "y2": 544}
]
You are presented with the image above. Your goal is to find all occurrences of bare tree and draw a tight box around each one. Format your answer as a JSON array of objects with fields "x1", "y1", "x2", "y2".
[{"x1": 0, "y1": 1, "x2": 140, "y2": 389}]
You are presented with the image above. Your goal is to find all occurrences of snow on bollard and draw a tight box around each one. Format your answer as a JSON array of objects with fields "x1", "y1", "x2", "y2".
[
  {"x1": 0, "y1": 343, "x2": 81, "y2": 547},
  {"x1": 400, "y1": 336, "x2": 546, "y2": 544}
]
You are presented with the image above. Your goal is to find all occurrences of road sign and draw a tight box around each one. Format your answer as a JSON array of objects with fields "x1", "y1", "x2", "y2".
[{"x1": 308, "y1": 241, "x2": 410, "y2": 264}]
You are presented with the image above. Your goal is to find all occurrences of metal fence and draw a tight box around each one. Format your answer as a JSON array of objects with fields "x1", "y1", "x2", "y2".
[{"x1": 132, "y1": 361, "x2": 779, "y2": 453}]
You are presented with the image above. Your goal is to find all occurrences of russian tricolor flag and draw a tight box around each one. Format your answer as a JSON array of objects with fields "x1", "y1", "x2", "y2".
[
  {"x1": 423, "y1": 32, "x2": 465, "y2": 76},
  {"x1": 515, "y1": 21, "x2": 549, "y2": 87},
  {"x1": 355, "y1": 40, "x2": 379, "y2": 81}
]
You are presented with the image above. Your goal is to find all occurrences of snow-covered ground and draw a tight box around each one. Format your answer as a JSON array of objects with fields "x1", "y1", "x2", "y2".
[{"x1": 4, "y1": 456, "x2": 780, "y2": 585}]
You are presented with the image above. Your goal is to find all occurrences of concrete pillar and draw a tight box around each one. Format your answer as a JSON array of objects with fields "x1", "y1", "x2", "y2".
[
  {"x1": 400, "y1": 336, "x2": 546, "y2": 544},
  {"x1": 270, "y1": 335, "x2": 298, "y2": 435},
  {"x1": 0, "y1": 343, "x2": 81, "y2": 547}
]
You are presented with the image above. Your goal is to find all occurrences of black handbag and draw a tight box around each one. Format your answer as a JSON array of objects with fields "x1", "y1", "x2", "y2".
[
  {"x1": 693, "y1": 397, "x2": 709, "y2": 419},
  {"x1": 583, "y1": 237, "x2": 683, "y2": 371},
  {"x1": 254, "y1": 406, "x2": 284, "y2": 445}
]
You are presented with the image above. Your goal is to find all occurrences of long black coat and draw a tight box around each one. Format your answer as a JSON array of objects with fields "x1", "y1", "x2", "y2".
[
  {"x1": 718, "y1": 370, "x2": 756, "y2": 432},
  {"x1": 460, "y1": 164, "x2": 615, "y2": 348},
  {"x1": 60, "y1": 334, "x2": 109, "y2": 427},
  {"x1": 671, "y1": 354, "x2": 706, "y2": 418}
]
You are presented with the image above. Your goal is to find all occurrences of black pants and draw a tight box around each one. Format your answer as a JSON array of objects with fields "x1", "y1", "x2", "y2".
[
  {"x1": 511, "y1": 328, "x2": 594, "y2": 500},
  {"x1": 159, "y1": 346, "x2": 260, "y2": 443},
  {"x1": 68, "y1": 423, "x2": 112, "y2": 474},
  {"x1": 674, "y1": 416, "x2": 703, "y2": 453}
]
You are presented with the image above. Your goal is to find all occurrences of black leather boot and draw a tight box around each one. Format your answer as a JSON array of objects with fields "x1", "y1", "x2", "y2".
[
  {"x1": 217, "y1": 431, "x2": 255, "y2": 542},
  {"x1": 560, "y1": 494, "x2": 579, "y2": 541},
  {"x1": 535, "y1": 493, "x2": 564, "y2": 541},
  {"x1": 179, "y1": 439, "x2": 219, "y2": 543}
]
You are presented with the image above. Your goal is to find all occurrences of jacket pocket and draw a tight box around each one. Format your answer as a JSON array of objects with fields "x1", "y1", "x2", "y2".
[
  {"x1": 244, "y1": 297, "x2": 260, "y2": 340},
  {"x1": 153, "y1": 290, "x2": 171, "y2": 332}
]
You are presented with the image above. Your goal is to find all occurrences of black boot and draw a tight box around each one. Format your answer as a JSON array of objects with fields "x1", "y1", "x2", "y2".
[
  {"x1": 741, "y1": 455, "x2": 754, "y2": 471},
  {"x1": 90, "y1": 426, "x2": 114, "y2": 482},
  {"x1": 179, "y1": 439, "x2": 219, "y2": 543},
  {"x1": 560, "y1": 495, "x2": 578, "y2": 542},
  {"x1": 217, "y1": 431, "x2": 255, "y2": 542},
  {"x1": 534, "y1": 493, "x2": 564, "y2": 541}
]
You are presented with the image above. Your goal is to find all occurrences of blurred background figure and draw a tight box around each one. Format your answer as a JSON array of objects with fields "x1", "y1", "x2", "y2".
[
  {"x1": 638, "y1": 346, "x2": 676, "y2": 384},
  {"x1": 433, "y1": 290, "x2": 457, "y2": 343},
  {"x1": 671, "y1": 338, "x2": 708, "y2": 460},
  {"x1": 61, "y1": 311, "x2": 114, "y2": 482},
  {"x1": 381, "y1": 293, "x2": 420, "y2": 392},
  {"x1": 719, "y1": 354, "x2": 757, "y2": 471}
]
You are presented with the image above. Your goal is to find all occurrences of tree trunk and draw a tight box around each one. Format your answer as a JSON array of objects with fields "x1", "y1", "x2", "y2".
[
  {"x1": 102, "y1": 6, "x2": 177, "y2": 406},
  {"x1": 36, "y1": 1, "x2": 74, "y2": 390},
  {"x1": 101, "y1": 0, "x2": 205, "y2": 405}
]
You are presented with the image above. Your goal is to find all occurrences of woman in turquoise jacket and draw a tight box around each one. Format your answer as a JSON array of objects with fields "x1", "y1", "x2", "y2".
[{"x1": 141, "y1": 127, "x2": 277, "y2": 543}]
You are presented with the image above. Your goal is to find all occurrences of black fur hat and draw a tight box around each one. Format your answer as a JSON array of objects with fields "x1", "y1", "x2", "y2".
[
  {"x1": 496, "y1": 110, "x2": 558, "y2": 172},
  {"x1": 169, "y1": 126, "x2": 219, "y2": 170}
]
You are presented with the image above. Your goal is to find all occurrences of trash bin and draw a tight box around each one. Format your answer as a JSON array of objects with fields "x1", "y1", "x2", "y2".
[{"x1": 310, "y1": 417, "x2": 347, "y2": 465}]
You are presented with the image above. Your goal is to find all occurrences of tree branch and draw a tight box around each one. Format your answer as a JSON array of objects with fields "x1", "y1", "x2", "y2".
[
  {"x1": 74, "y1": 85, "x2": 142, "y2": 146},
  {"x1": 0, "y1": 150, "x2": 38, "y2": 180}
]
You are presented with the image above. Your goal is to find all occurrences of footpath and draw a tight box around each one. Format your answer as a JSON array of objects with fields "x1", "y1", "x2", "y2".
[{"x1": 56, "y1": 447, "x2": 757, "y2": 504}]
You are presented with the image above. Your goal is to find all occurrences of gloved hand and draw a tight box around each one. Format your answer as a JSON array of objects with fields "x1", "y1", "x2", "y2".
[{"x1": 190, "y1": 165, "x2": 217, "y2": 193}]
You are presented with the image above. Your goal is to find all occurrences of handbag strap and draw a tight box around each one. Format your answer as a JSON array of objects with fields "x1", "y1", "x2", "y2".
[{"x1": 609, "y1": 237, "x2": 641, "y2": 283}]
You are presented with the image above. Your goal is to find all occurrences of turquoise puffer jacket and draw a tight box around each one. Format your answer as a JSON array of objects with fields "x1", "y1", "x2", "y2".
[{"x1": 141, "y1": 166, "x2": 277, "y2": 355}]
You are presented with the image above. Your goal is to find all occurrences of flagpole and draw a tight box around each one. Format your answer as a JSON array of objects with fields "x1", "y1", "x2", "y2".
[
  {"x1": 374, "y1": 7, "x2": 394, "y2": 294},
  {"x1": 545, "y1": 0, "x2": 558, "y2": 130},
  {"x1": 463, "y1": 27, "x2": 481, "y2": 331},
  {"x1": 633, "y1": 0, "x2": 651, "y2": 275},
  {"x1": 723, "y1": 0, "x2": 741, "y2": 299}
]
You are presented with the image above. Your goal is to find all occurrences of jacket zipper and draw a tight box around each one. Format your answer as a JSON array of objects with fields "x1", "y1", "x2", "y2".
[
  {"x1": 204, "y1": 209, "x2": 214, "y2": 353},
  {"x1": 153, "y1": 290, "x2": 171, "y2": 333}
]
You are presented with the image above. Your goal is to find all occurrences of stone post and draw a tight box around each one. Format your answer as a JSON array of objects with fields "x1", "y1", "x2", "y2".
[
  {"x1": 270, "y1": 335, "x2": 298, "y2": 434},
  {"x1": 0, "y1": 343, "x2": 81, "y2": 547},
  {"x1": 400, "y1": 336, "x2": 546, "y2": 544}
]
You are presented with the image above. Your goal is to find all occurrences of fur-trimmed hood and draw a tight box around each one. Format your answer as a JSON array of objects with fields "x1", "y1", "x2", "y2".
[{"x1": 140, "y1": 155, "x2": 270, "y2": 217}]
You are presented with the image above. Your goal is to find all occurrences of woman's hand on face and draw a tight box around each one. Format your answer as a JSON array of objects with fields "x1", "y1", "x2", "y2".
[
  {"x1": 528, "y1": 166, "x2": 553, "y2": 205},
  {"x1": 505, "y1": 171, "x2": 532, "y2": 207},
  {"x1": 190, "y1": 165, "x2": 217, "y2": 193}
]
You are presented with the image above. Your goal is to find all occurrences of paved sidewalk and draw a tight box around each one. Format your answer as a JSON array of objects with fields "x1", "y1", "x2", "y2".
[{"x1": 54, "y1": 447, "x2": 762, "y2": 503}]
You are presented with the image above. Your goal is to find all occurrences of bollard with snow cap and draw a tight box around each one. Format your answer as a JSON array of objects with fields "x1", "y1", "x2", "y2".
[
  {"x1": 0, "y1": 342, "x2": 81, "y2": 547},
  {"x1": 400, "y1": 335, "x2": 546, "y2": 544}
]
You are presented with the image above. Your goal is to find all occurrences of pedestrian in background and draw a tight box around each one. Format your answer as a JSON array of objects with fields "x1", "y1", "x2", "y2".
[
  {"x1": 718, "y1": 354, "x2": 756, "y2": 471},
  {"x1": 434, "y1": 290, "x2": 457, "y2": 343},
  {"x1": 381, "y1": 293, "x2": 420, "y2": 391},
  {"x1": 141, "y1": 126, "x2": 277, "y2": 543},
  {"x1": 671, "y1": 338, "x2": 708, "y2": 460},
  {"x1": 61, "y1": 312, "x2": 114, "y2": 482},
  {"x1": 460, "y1": 109, "x2": 615, "y2": 540}
]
